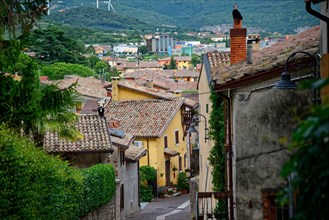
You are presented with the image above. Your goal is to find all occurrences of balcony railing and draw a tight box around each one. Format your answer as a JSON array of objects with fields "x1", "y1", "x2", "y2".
[{"x1": 196, "y1": 191, "x2": 230, "y2": 220}]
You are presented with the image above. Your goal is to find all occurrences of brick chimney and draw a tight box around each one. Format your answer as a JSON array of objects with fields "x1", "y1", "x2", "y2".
[
  {"x1": 230, "y1": 4, "x2": 246, "y2": 65},
  {"x1": 111, "y1": 77, "x2": 120, "y2": 101}
]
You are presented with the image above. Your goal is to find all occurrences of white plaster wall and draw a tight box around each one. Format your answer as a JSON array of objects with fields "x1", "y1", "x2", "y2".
[{"x1": 125, "y1": 162, "x2": 140, "y2": 217}]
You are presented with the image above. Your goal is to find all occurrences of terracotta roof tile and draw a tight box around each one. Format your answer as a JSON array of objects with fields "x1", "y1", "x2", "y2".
[
  {"x1": 211, "y1": 26, "x2": 320, "y2": 84},
  {"x1": 45, "y1": 75, "x2": 109, "y2": 98},
  {"x1": 207, "y1": 52, "x2": 230, "y2": 70},
  {"x1": 43, "y1": 114, "x2": 112, "y2": 153},
  {"x1": 164, "y1": 148, "x2": 180, "y2": 157},
  {"x1": 123, "y1": 61, "x2": 163, "y2": 69},
  {"x1": 110, "y1": 133, "x2": 134, "y2": 150},
  {"x1": 104, "y1": 98, "x2": 185, "y2": 138},
  {"x1": 159, "y1": 56, "x2": 192, "y2": 62},
  {"x1": 105, "y1": 80, "x2": 197, "y2": 107},
  {"x1": 125, "y1": 145, "x2": 147, "y2": 161}
]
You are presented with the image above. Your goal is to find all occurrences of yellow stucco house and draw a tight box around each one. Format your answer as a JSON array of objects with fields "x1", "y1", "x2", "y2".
[
  {"x1": 197, "y1": 52, "x2": 230, "y2": 192},
  {"x1": 157, "y1": 56, "x2": 192, "y2": 70},
  {"x1": 104, "y1": 78, "x2": 196, "y2": 186}
]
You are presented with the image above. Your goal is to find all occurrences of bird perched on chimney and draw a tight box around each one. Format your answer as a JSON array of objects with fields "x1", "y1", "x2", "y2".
[
  {"x1": 232, "y1": 3, "x2": 243, "y2": 20},
  {"x1": 232, "y1": 3, "x2": 243, "y2": 28}
]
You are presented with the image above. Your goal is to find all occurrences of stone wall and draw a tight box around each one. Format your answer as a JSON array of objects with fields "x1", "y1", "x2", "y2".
[
  {"x1": 81, "y1": 179, "x2": 122, "y2": 220},
  {"x1": 190, "y1": 176, "x2": 199, "y2": 217},
  {"x1": 233, "y1": 89, "x2": 312, "y2": 219}
]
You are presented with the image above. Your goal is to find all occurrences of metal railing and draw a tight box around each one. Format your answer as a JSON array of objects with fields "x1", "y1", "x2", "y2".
[{"x1": 196, "y1": 191, "x2": 230, "y2": 220}]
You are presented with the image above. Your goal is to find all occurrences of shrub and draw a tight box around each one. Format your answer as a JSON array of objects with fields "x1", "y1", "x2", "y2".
[
  {"x1": 139, "y1": 165, "x2": 157, "y2": 202},
  {"x1": 80, "y1": 164, "x2": 116, "y2": 216},
  {"x1": 140, "y1": 186, "x2": 153, "y2": 202},
  {"x1": 0, "y1": 125, "x2": 116, "y2": 219},
  {"x1": 0, "y1": 125, "x2": 83, "y2": 219},
  {"x1": 139, "y1": 165, "x2": 157, "y2": 183},
  {"x1": 177, "y1": 172, "x2": 189, "y2": 191}
]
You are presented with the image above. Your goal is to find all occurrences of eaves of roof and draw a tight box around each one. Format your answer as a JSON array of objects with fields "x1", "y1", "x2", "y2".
[{"x1": 212, "y1": 26, "x2": 320, "y2": 91}]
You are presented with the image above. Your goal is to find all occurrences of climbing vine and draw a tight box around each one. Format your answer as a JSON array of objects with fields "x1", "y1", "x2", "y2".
[{"x1": 208, "y1": 88, "x2": 227, "y2": 219}]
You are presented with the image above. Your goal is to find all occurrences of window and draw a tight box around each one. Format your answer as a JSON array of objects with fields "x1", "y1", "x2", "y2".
[
  {"x1": 179, "y1": 156, "x2": 182, "y2": 171},
  {"x1": 120, "y1": 151, "x2": 125, "y2": 165},
  {"x1": 206, "y1": 104, "x2": 209, "y2": 113},
  {"x1": 262, "y1": 189, "x2": 289, "y2": 220},
  {"x1": 120, "y1": 185, "x2": 124, "y2": 210},
  {"x1": 184, "y1": 153, "x2": 186, "y2": 168},
  {"x1": 133, "y1": 141, "x2": 143, "y2": 148},
  {"x1": 164, "y1": 136, "x2": 168, "y2": 148},
  {"x1": 175, "y1": 130, "x2": 179, "y2": 145}
]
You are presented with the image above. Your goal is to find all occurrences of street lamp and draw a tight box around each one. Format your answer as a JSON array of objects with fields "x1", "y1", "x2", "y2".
[
  {"x1": 273, "y1": 51, "x2": 315, "y2": 89},
  {"x1": 186, "y1": 114, "x2": 209, "y2": 143}
]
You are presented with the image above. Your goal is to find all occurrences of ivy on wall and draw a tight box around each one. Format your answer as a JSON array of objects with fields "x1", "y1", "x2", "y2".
[{"x1": 208, "y1": 88, "x2": 228, "y2": 218}]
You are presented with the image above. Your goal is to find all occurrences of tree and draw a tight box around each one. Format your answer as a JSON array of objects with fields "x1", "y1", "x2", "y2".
[
  {"x1": 40, "y1": 62, "x2": 96, "y2": 80},
  {"x1": 279, "y1": 78, "x2": 329, "y2": 220},
  {"x1": 0, "y1": 0, "x2": 48, "y2": 70},
  {"x1": 168, "y1": 55, "x2": 177, "y2": 69},
  {"x1": 191, "y1": 54, "x2": 201, "y2": 67},
  {"x1": 138, "y1": 45, "x2": 148, "y2": 55},
  {"x1": 0, "y1": 1, "x2": 82, "y2": 144},
  {"x1": 29, "y1": 27, "x2": 86, "y2": 65},
  {"x1": 1, "y1": 53, "x2": 81, "y2": 145},
  {"x1": 85, "y1": 55, "x2": 101, "y2": 69}
]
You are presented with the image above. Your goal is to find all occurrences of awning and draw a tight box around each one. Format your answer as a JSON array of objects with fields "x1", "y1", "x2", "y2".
[{"x1": 164, "y1": 148, "x2": 180, "y2": 157}]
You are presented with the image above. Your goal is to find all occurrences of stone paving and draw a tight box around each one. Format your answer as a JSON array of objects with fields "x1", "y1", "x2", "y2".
[{"x1": 128, "y1": 193, "x2": 190, "y2": 220}]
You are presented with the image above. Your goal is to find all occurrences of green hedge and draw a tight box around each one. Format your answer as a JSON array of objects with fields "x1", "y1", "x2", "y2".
[
  {"x1": 139, "y1": 165, "x2": 156, "y2": 202},
  {"x1": 80, "y1": 164, "x2": 116, "y2": 216},
  {"x1": 0, "y1": 125, "x2": 115, "y2": 220}
]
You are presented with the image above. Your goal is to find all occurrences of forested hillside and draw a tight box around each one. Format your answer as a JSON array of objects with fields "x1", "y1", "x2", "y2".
[{"x1": 46, "y1": 0, "x2": 320, "y2": 34}]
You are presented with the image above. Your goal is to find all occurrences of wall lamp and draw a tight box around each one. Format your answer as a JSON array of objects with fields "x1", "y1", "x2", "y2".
[
  {"x1": 273, "y1": 51, "x2": 315, "y2": 89},
  {"x1": 186, "y1": 114, "x2": 209, "y2": 143}
]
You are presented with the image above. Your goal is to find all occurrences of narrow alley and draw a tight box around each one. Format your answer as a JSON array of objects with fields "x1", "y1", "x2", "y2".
[{"x1": 129, "y1": 194, "x2": 190, "y2": 220}]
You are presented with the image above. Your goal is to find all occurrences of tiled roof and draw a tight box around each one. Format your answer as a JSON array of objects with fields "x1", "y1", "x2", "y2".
[
  {"x1": 123, "y1": 61, "x2": 163, "y2": 69},
  {"x1": 211, "y1": 26, "x2": 320, "y2": 85},
  {"x1": 105, "y1": 80, "x2": 197, "y2": 107},
  {"x1": 104, "y1": 98, "x2": 185, "y2": 138},
  {"x1": 45, "y1": 75, "x2": 109, "y2": 99},
  {"x1": 80, "y1": 99, "x2": 111, "y2": 115},
  {"x1": 43, "y1": 114, "x2": 113, "y2": 153},
  {"x1": 80, "y1": 99, "x2": 99, "y2": 114},
  {"x1": 110, "y1": 133, "x2": 134, "y2": 150},
  {"x1": 159, "y1": 56, "x2": 192, "y2": 61},
  {"x1": 207, "y1": 52, "x2": 230, "y2": 70},
  {"x1": 125, "y1": 145, "x2": 147, "y2": 162},
  {"x1": 164, "y1": 148, "x2": 180, "y2": 157}
]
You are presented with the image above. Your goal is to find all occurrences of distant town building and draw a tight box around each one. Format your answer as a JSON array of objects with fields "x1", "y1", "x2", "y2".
[
  {"x1": 145, "y1": 34, "x2": 176, "y2": 53},
  {"x1": 113, "y1": 44, "x2": 138, "y2": 54}
]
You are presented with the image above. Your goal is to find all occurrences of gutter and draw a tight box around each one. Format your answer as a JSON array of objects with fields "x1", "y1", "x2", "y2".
[{"x1": 306, "y1": 0, "x2": 329, "y2": 52}]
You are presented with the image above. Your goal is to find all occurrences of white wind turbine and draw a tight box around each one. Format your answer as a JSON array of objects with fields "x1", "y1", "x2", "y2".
[{"x1": 103, "y1": 0, "x2": 115, "y2": 12}]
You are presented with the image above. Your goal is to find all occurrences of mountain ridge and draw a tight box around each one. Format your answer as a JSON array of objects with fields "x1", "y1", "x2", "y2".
[{"x1": 46, "y1": 0, "x2": 320, "y2": 34}]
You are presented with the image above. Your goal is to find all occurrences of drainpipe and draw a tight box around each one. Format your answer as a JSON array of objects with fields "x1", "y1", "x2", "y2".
[
  {"x1": 147, "y1": 139, "x2": 150, "y2": 166},
  {"x1": 217, "y1": 92, "x2": 234, "y2": 220},
  {"x1": 306, "y1": 1, "x2": 329, "y2": 53}
]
